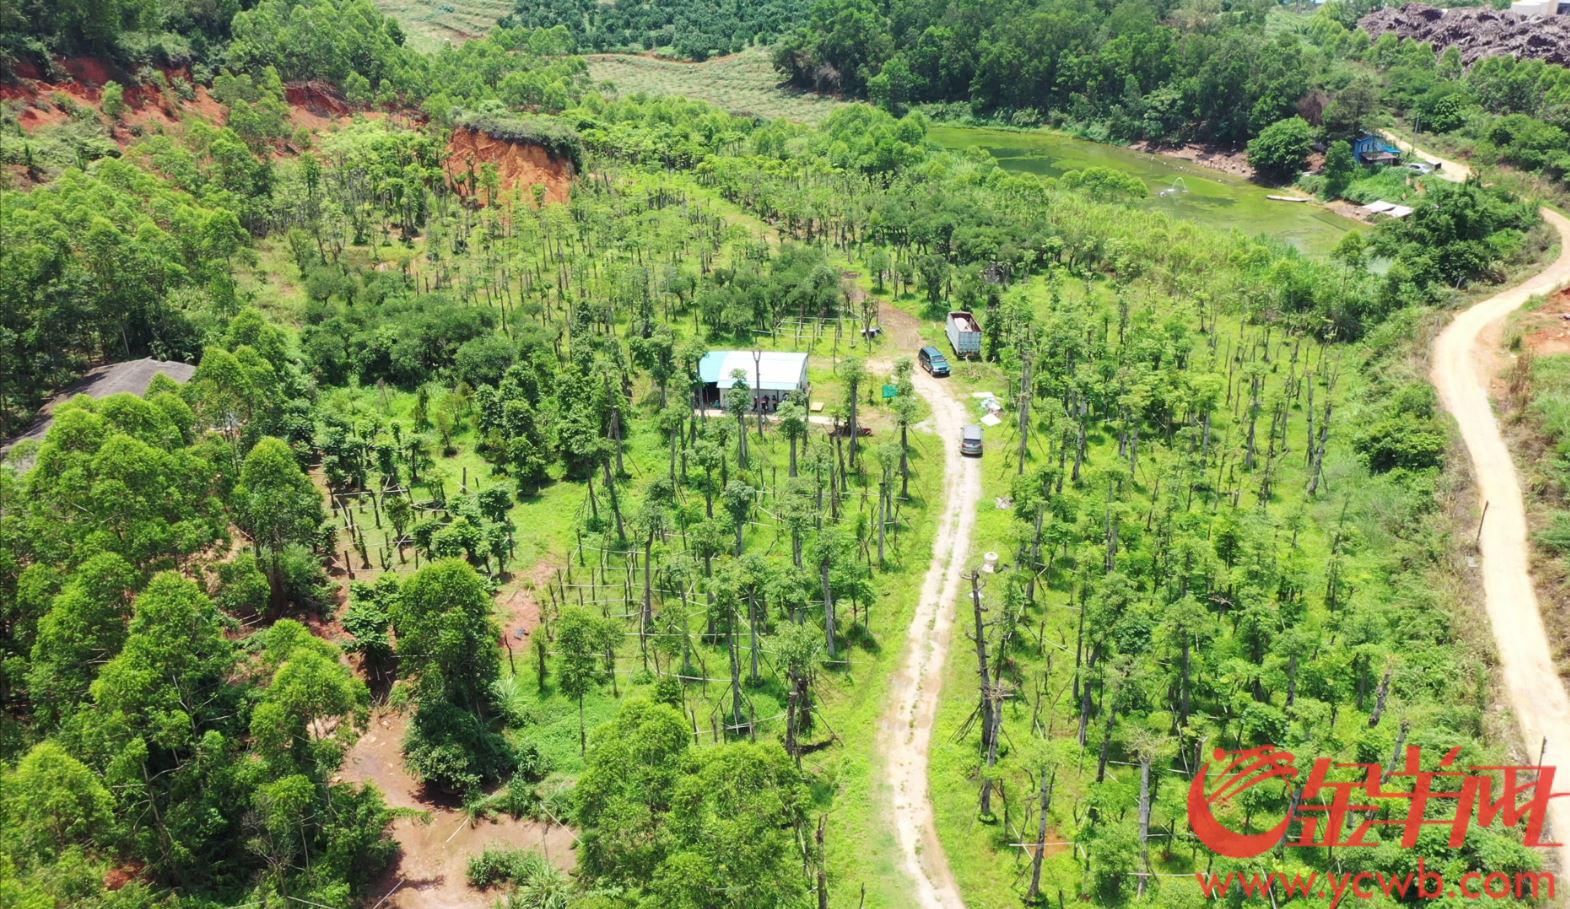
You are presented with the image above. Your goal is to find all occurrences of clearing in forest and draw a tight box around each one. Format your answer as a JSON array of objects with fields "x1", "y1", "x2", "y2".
[
  {"x1": 373, "y1": 0, "x2": 513, "y2": 51},
  {"x1": 586, "y1": 49, "x2": 844, "y2": 124}
]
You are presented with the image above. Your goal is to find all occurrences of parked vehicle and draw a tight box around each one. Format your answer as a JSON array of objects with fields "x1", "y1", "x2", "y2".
[
  {"x1": 918, "y1": 345, "x2": 950, "y2": 377},
  {"x1": 961, "y1": 424, "x2": 983, "y2": 457},
  {"x1": 946, "y1": 310, "x2": 982, "y2": 359},
  {"x1": 1407, "y1": 161, "x2": 1434, "y2": 175}
]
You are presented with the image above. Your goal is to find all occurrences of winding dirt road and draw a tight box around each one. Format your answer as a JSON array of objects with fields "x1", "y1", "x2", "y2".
[
  {"x1": 876, "y1": 362, "x2": 980, "y2": 909},
  {"x1": 1432, "y1": 204, "x2": 1570, "y2": 876}
]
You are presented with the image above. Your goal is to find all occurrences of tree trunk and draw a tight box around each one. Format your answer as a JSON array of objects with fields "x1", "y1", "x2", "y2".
[
  {"x1": 820, "y1": 558, "x2": 837, "y2": 659},
  {"x1": 267, "y1": 550, "x2": 287, "y2": 615},
  {"x1": 1026, "y1": 768, "x2": 1056, "y2": 903}
]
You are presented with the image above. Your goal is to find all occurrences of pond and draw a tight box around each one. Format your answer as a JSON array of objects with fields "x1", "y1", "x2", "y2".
[{"x1": 930, "y1": 125, "x2": 1361, "y2": 259}]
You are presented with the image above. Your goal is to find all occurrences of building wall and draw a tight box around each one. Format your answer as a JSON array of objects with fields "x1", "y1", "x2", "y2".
[
  {"x1": 699, "y1": 383, "x2": 807, "y2": 411},
  {"x1": 1509, "y1": 0, "x2": 1560, "y2": 15}
]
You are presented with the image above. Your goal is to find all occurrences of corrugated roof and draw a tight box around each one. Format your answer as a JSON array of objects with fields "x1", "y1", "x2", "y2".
[
  {"x1": 4, "y1": 357, "x2": 198, "y2": 451},
  {"x1": 698, "y1": 351, "x2": 809, "y2": 392}
]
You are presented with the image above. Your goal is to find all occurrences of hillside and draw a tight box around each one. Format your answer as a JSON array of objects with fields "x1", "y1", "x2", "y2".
[
  {"x1": 4, "y1": 2, "x2": 1570, "y2": 909},
  {"x1": 1361, "y1": 3, "x2": 1570, "y2": 66}
]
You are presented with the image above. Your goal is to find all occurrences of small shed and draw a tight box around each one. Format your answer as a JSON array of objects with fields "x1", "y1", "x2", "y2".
[
  {"x1": 698, "y1": 350, "x2": 809, "y2": 411},
  {"x1": 1353, "y1": 134, "x2": 1402, "y2": 166}
]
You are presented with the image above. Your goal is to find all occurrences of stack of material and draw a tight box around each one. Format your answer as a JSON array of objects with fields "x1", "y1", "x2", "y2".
[
  {"x1": 1360, "y1": 3, "x2": 1570, "y2": 66},
  {"x1": 973, "y1": 392, "x2": 1005, "y2": 426},
  {"x1": 1360, "y1": 200, "x2": 1415, "y2": 219}
]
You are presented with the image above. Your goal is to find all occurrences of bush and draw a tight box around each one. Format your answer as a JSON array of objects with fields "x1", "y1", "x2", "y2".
[
  {"x1": 1247, "y1": 116, "x2": 1316, "y2": 183},
  {"x1": 1354, "y1": 409, "x2": 1447, "y2": 473},
  {"x1": 403, "y1": 699, "x2": 519, "y2": 794},
  {"x1": 1534, "y1": 512, "x2": 1570, "y2": 556},
  {"x1": 454, "y1": 335, "x2": 518, "y2": 388},
  {"x1": 214, "y1": 553, "x2": 270, "y2": 615},
  {"x1": 467, "y1": 846, "x2": 547, "y2": 889},
  {"x1": 280, "y1": 543, "x2": 336, "y2": 615}
]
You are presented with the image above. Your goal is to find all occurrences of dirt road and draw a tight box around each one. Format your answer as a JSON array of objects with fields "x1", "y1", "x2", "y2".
[
  {"x1": 1432, "y1": 205, "x2": 1570, "y2": 875},
  {"x1": 1379, "y1": 130, "x2": 1473, "y2": 183},
  {"x1": 876, "y1": 359, "x2": 980, "y2": 909}
]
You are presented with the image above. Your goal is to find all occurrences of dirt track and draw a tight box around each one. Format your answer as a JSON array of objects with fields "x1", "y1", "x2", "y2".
[
  {"x1": 1379, "y1": 131, "x2": 1473, "y2": 183},
  {"x1": 875, "y1": 339, "x2": 979, "y2": 909},
  {"x1": 1432, "y1": 205, "x2": 1570, "y2": 876}
]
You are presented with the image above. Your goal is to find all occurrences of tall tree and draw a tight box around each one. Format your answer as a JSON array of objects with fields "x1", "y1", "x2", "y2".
[{"x1": 234, "y1": 437, "x2": 324, "y2": 614}]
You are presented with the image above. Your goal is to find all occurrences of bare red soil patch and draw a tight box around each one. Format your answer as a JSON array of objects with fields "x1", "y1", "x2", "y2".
[
  {"x1": 1520, "y1": 287, "x2": 1570, "y2": 358},
  {"x1": 444, "y1": 126, "x2": 575, "y2": 205},
  {"x1": 339, "y1": 710, "x2": 576, "y2": 909}
]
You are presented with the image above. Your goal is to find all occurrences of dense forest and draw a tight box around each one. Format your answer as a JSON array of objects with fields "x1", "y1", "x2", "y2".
[
  {"x1": 0, "y1": 0, "x2": 1563, "y2": 907},
  {"x1": 503, "y1": 0, "x2": 807, "y2": 60},
  {"x1": 769, "y1": 0, "x2": 1570, "y2": 191}
]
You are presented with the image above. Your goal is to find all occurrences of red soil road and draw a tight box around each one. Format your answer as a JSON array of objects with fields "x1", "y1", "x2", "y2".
[{"x1": 334, "y1": 557, "x2": 567, "y2": 909}]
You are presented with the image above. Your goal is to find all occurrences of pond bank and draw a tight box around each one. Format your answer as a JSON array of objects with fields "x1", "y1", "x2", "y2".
[
  {"x1": 1130, "y1": 139, "x2": 1254, "y2": 179},
  {"x1": 930, "y1": 124, "x2": 1361, "y2": 258}
]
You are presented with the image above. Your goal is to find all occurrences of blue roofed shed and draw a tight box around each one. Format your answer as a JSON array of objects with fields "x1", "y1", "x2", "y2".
[
  {"x1": 698, "y1": 350, "x2": 810, "y2": 409},
  {"x1": 1354, "y1": 134, "x2": 1402, "y2": 166}
]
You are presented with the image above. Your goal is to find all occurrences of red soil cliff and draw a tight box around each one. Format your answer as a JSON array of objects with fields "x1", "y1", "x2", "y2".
[{"x1": 442, "y1": 125, "x2": 574, "y2": 206}]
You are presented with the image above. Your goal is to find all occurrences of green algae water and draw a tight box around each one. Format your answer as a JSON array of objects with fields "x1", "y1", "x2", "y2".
[{"x1": 931, "y1": 124, "x2": 1360, "y2": 259}]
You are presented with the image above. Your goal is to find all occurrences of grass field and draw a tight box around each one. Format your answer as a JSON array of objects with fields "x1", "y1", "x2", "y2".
[
  {"x1": 373, "y1": 0, "x2": 512, "y2": 51},
  {"x1": 586, "y1": 48, "x2": 844, "y2": 124}
]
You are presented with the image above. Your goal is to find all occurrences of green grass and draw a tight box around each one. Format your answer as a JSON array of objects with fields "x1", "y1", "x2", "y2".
[
  {"x1": 586, "y1": 48, "x2": 844, "y2": 125},
  {"x1": 372, "y1": 0, "x2": 512, "y2": 51}
]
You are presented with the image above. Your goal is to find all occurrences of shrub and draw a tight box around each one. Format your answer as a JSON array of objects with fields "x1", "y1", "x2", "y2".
[
  {"x1": 466, "y1": 846, "x2": 550, "y2": 889},
  {"x1": 403, "y1": 699, "x2": 519, "y2": 794},
  {"x1": 1247, "y1": 116, "x2": 1316, "y2": 183},
  {"x1": 1353, "y1": 387, "x2": 1448, "y2": 474},
  {"x1": 1534, "y1": 512, "x2": 1570, "y2": 556}
]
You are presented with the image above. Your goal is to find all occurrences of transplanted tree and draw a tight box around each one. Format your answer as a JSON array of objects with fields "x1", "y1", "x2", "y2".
[
  {"x1": 249, "y1": 619, "x2": 369, "y2": 770},
  {"x1": 724, "y1": 369, "x2": 753, "y2": 468},
  {"x1": 0, "y1": 740, "x2": 112, "y2": 862},
  {"x1": 79, "y1": 572, "x2": 240, "y2": 880},
  {"x1": 343, "y1": 577, "x2": 398, "y2": 679},
  {"x1": 555, "y1": 606, "x2": 620, "y2": 753},
  {"x1": 837, "y1": 355, "x2": 866, "y2": 469},
  {"x1": 26, "y1": 551, "x2": 139, "y2": 725},
  {"x1": 391, "y1": 559, "x2": 500, "y2": 715},
  {"x1": 1322, "y1": 139, "x2": 1356, "y2": 200},
  {"x1": 890, "y1": 358, "x2": 917, "y2": 497},
  {"x1": 777, "y1": 396, "x2": 807, "y2": 477},
  {"x1": 573, "y1": 699, "x2": 813, "y2": 908},
  {"x1": 235, "y1": 437, "x2": 324, "y2": 613},
  {"x1": 651, "y1": 742, "x2": 813, "y2": 909}
]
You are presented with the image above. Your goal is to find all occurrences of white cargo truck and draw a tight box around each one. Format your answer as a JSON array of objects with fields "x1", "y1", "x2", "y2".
[{"x1": 946, "y1": 310, "x2": 982, "y2": 359}]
